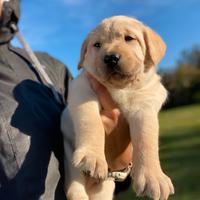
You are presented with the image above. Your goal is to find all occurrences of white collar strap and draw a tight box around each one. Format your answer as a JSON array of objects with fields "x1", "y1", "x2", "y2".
[{"x1": 108, "y1": 162, "x2": 133, "y2": 182}]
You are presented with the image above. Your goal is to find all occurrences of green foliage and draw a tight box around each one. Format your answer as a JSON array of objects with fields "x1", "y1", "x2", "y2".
[
  {"x1": 178, "y1": 46, "x2": 200, "y2": 69},
  {"x1": 162, "y1": 46, "x2": 200, "y2": 108},
  {"x1": 115, "y1": 104, "x2": 200, "y2": 200}
]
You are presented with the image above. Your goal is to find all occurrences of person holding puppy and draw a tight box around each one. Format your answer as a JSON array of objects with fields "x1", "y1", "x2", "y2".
[{"x1": 0, "y1": 0, "x2": 132, "y2": 199}]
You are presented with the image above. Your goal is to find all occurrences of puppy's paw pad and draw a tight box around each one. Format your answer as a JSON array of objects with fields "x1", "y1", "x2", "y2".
[
  {"x1": 132, "y1": 169, "x2": 174, "y2": 200},
  {"x1": 73, "y1": 148, "x2": 108, "y2": 179}
]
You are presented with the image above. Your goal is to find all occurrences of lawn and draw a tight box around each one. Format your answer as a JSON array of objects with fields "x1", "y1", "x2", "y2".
[{"x1": 115, "y1": 104, "x2": 200, "y2": 200}]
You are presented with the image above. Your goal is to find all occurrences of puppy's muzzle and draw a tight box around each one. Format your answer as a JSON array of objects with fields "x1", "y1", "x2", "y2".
[{"x1": 104, "y1": 54, "x2": 120, "y2": 71}]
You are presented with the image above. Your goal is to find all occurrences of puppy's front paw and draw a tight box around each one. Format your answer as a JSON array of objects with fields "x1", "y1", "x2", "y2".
[
  {"x1": 73, "y1": 148, "x2": 108, "y2": 179},
  {"x1": 67, "y1": 183, "x2": 88, "y2": 200},
  {"x1": 67, "y1": 189, "x2": 88, "y2": 200},
  {"x1": 132, "y1": 167, "x2": 174, "y2": 200}
]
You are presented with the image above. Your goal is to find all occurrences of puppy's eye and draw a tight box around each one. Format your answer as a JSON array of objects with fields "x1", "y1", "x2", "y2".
[
  {"x1": 125, "y1": 36, "x2": 136, "y2": 42},
  {"x1": 93, "y1": 42, "x2": 101, "y2": 48}
]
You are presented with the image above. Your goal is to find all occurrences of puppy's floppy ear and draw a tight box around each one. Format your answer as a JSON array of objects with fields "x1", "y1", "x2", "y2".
[
  {"x1": 78, "y1": 37, "x2": 89, "y2": 70},
  {"x1": 143, "y1": 26, "x2": 166, "y2": 69}
]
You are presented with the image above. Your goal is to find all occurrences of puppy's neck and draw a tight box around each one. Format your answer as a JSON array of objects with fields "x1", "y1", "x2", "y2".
[
  {"x1": 106, "y1": 67, "x2": 162, "y2": 117},
  {"x1": 138, "y1": 67, "x2": 159, "y2": 90}
]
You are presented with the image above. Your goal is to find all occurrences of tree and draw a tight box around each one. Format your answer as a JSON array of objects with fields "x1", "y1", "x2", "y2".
[
  {"x1": 162, "y1": 45, "x2": 200, "y2": 108},
  {"x1": 178, "y1": 46, "x2": 200, "y2": 69}
]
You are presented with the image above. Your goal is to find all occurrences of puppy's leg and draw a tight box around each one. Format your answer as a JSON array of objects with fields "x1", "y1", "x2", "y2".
[
  {"x1": 67, "y1": 169, "x2": 88, "y2": 200},
  {"x1": 129, "y1": 108, "x2": 174, "y2": 200},
  {"x1": 62, "y1": 108, "x2": 88, "y2": 200},
  {"x1": 68, "y1": 72, "x2": 107, "y2": 179},
  {"x1": 88, "y1": 179, "x2": 115, "y2": 200},
  {"x1": 64, "y1": 150, "x2": 88, "y2": 200}
]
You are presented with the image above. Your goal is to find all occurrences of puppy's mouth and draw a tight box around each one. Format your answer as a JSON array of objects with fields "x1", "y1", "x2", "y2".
[
  {"x1": 107, "y1": 67, "x2": 133, "y2": 80},
  {"x1": 95, "y1": 64, "x2": 142, "y2": 88},
  {"x1": 103, "y1": 66, "x2": 140, "y2": 88}
]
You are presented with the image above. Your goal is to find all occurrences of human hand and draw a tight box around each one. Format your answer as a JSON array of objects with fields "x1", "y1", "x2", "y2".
[
  {"x1": 86, "y1": 72, "x2": 120, "y2": 134},
  {"x1": 0, "y1": 0, "x2": 3, "y2": 19},
  {"x1": 87, "y1": 73, "x2": 133, "y2": 171},
  {"x1": 0, "y1": 0, "x2": 10, "y2": 19}
]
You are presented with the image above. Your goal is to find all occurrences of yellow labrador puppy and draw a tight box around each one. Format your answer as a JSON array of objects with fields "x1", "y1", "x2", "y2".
[{"x1": 62, "y1": 16, "x2": 174, "y2": 200}]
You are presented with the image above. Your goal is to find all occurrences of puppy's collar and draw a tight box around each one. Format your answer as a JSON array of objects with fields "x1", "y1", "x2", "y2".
[{"x1": 108, "y1": 162, "x2": 132, "y2": 182}]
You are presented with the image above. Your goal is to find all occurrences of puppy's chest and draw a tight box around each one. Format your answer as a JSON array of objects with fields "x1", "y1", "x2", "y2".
[{"x1": 107, "y1": 87, "x2": 141, "y2": 117}]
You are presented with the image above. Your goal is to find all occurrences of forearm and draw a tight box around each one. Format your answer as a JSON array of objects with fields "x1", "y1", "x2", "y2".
[
  {"x1": 70, "y1": 101, "x2": 105, "y2": 151},
  {"x1": 129, "y1": 109, "x2": 160, "y2": 168},
  {"x1": 67, "y1": 72, "x2": 105, "y2": 150}
]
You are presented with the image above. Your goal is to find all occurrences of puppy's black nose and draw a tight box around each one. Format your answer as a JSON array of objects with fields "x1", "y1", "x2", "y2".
[{"x1": 104, "y1": 54, "x2": 120, "y2": 66}]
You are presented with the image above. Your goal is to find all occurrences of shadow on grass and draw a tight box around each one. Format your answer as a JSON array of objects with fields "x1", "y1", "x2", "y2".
[
  {"x1": 160, "y1": 130, "x2": 200, "y2": 200},
  {"x1": 115, "y1": 130, "x2": 200, "y2": 200}
]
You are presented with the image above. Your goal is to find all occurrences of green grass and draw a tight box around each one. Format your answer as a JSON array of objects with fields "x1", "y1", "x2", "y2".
[{"x1": 115, "y1": 104, "x2": 200, "y2": 200}]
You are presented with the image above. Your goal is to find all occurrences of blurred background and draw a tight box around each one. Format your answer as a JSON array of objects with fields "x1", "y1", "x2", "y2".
[{"x1": 14, "y1": 0, "x2": 200, "y2": 199}]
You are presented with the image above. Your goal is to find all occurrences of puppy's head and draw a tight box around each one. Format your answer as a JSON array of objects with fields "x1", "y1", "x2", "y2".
[{"x1": 78, "y1": 16, "x2": 166, "y2": 88}]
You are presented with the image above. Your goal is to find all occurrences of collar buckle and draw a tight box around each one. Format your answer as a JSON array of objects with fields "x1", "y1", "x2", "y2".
[{"x1": 108, "y1": 162, "x2": 133, "y2": 182}]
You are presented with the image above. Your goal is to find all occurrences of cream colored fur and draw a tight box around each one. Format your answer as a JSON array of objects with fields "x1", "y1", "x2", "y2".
[{"x1": 61, "y1": 16, "x2": 174, "y2": 200}]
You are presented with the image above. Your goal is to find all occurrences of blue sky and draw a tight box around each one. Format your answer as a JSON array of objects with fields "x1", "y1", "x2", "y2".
[{"x1": 13, "y1": 0, "x2": 200, "y2": 76}]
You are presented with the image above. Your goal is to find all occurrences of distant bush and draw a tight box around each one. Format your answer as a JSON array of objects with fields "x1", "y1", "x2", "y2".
[{"x1": 162, "y1": 46, "x2": 200, "y2": 108}]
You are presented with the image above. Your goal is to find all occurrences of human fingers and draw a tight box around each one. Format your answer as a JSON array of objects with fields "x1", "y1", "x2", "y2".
[
  {"x1": 86, "y1": 73, "x2": 118, "y2": 111},
  {"x1": 100, "y1": 109, "x2": 120, "y2": 134},
  {"x1": 0, "y1": 0, "x2": 4, "y2": 18}
]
